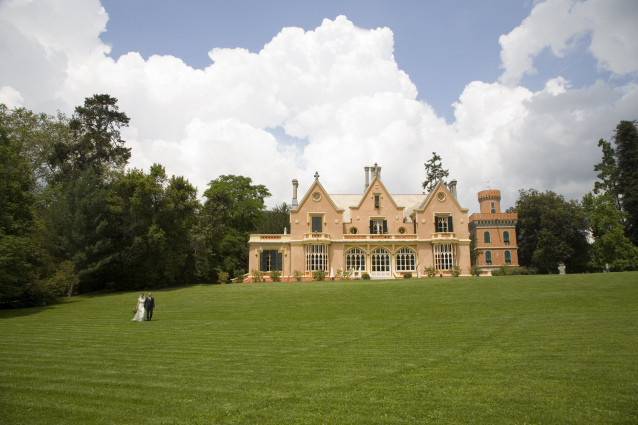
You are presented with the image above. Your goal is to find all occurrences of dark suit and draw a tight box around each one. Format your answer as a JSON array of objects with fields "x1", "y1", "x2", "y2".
[{"x1": 144, "y1": 296, "x2": 155, "y2": 321}]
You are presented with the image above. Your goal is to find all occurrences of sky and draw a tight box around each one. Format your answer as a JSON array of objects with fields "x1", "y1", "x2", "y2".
[{"x1": 1, "y1": 0, "x2": 637, "y2": 210}]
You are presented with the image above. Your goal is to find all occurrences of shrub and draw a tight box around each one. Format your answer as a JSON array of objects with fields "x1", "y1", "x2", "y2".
[
  {"x1": 403, "y1": 272, "x2": 412, "y2": 279},
  {"x1": 361, "y1": 272, "x2": 371, "y2": 280},
  {"x1": 251, "y1": 270, "x2": 263, "y2": 283},
  {"x1": 424, "y1": 267, "x2": 436, "y2": 278},
  {"x1": 471, "y1": 265, "x2": 481, "y2": 277},
  {"x1": 293, "y1": 270, "x2": 303, "y2": 282},
  {"x1": 218, "y1": 271, "x2": 230, "y2": 284},
  {"x1": 312, "y1": 270, "x2": 326, "y2": 281},
  {"x1": 271, "y1": 271, "x2": 281, "y2": 282},
  {"x1": 452, "y1": 266, "x2": 461, "y2": 277}
]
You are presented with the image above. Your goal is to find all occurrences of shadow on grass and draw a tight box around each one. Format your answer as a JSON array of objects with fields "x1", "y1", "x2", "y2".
[{"x1": 0, "y1": 297, "x2": 82, "y2": 319}]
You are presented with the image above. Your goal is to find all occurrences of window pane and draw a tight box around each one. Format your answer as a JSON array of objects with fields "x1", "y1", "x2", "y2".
[{"x1": 311, "y1": 216, "x2": 322, "y2": 232}]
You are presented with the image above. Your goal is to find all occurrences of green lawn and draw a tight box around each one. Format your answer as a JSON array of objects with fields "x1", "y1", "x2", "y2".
[{"x1": 1, "y1": 274, "x2": 638, "y2": 424}]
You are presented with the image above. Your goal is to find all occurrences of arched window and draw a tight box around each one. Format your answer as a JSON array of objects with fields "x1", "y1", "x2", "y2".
[
  {"x1": 485, "y1": 251, "x2": 492, "y2": 265},
  {"x1": 345, "y1": 248, "x2": 366, "y2": 272},
  {"x1": 484, "y1": 231, "x2": 491, "y2": 243},
  {"x1": 371, "y1": 247, "x2": 391, "y2": 275},
  {"x1": 305, "y1": 244, "x2": 328, "y2": 271},
  {"x1": 505, "y1": 251, "x2": 512, "y2": 265},
  {"x1": 395, "y1": 247, "x2": 416, "y2": 272},
  {"x1": 503, "y1": 231, "x2": 510, "y2": 245}
]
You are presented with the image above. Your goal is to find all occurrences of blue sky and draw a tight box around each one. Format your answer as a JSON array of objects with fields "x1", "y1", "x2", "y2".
[
  {"x1": 1, "y1": 0, "x2": 637, "y2": 207},
  {"x1": 101, "y1": 0, "x2": 537, "y2": 121}
]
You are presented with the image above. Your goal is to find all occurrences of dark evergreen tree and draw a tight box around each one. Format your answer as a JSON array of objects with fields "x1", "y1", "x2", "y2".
[
  {"x1": 615, "y1": 121, "x2": 638, "y2": 244},
  {"x1": 422, "y1": 152, "x2": 449, "y2": 193}
]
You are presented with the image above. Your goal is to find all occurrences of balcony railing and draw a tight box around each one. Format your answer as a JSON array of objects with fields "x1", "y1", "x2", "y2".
[
  {"x1": 343, "y1": 233, "x2": 418, "y2": 240},
  {"x1": 248, "y1": 234, "x2": 291, "y2": 243}
]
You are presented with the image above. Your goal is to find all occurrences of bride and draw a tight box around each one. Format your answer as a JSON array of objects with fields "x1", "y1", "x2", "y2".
[{"x1": 131, "y1": 293, "x2": 146, "y2": 322}]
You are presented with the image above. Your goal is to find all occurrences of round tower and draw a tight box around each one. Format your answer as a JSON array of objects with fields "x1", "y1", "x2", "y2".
[{"x1": 478, "y1": 189, "x2": 501, "y2": 214}]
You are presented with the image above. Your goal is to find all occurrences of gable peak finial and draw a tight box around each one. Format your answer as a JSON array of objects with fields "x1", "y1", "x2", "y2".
[{"x1": 314, "y1": 171, "x2": 319, "y2": 180}]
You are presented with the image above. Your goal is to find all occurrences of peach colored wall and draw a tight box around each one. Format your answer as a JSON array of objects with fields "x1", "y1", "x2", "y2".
[
  {"x1": 290, "y1": 244, "x2": 305, "y2": 274},
  {"x1": 330, "y1": 244, "x2": 345, "y2": 274},
  {"x1": 248, "y1": 245, "x2": 260, "y2": 272},
  {"x1": 417, "y1": 242, "x2": 433, "y2": 272},
  {"x1": 414, "y1": 185, "x2": 470, "y2": 240},
  {"x1": 290, "y1": 182, "x2": 344, "y2": 239},
  {"x1": 456, "y1": 242, "x2": 472, "y2": 274},
  {"x1": 348, "y1": 180, "x2": 406, "y2": 234}
]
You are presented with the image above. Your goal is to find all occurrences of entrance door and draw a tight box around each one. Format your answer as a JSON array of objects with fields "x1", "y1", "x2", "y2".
[{"x1": 371, "y1": 248, "x2": 391, "y2": 279}]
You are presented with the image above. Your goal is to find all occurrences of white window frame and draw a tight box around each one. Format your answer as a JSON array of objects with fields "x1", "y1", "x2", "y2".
[
  {"x1": 371, "y1": 247, "x2": 391, "y2": 273},
  {"x1": 435, "y1": 215, "x2": 449, "y2": 232},
  {"x1": 305, "y1": 244, "x2": 328, "y2": 271},
  {"x1": 345, "y1": 247, "x2": 366, "y2": 272},
  {"x1": 395, "y1": 247, "x2": 416, "y2": 272},
  {"x1": 433, "y1": 243, "x2": 456, "y2": 270}
]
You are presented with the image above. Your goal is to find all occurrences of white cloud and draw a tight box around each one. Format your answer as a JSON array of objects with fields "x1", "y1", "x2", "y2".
[
  {"x1": 0, "y1": 0, "x2": 637, "y2": 211},
  {"x1": 0, "y1": 86, "x2": 24, "y2": 108},
  {"x1": 499, "y1": 0, "x2": 638, "y2": 85}
]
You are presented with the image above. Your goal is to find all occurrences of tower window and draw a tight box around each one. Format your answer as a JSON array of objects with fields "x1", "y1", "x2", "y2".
[
  {"x1": 485, "y1": 251, "x2": 492, "y2": 265},
  {"x1": 484, "y1": 231, "x2": 491, "y2": 243},
  {"x1": 503, "y1": 231, "x2": 510, "y2": 245},
  {"x1": 505, "y1": 250, "x2": 512, "y2": 265},
  {"x1": 490, "y1": 201, "x2": 496, "y2": 214}
]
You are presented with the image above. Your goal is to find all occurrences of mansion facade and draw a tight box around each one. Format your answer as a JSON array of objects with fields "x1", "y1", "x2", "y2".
[{"x1": 248, "y1": 165, "x2": 486, "y2": 280}]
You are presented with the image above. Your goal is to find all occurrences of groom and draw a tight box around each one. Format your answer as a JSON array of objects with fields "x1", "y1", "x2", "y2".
[{"x1": 144, "y1": 293, "x2": 155, "y2": 321}]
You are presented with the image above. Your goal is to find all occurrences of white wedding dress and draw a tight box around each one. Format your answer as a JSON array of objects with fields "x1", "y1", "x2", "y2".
[{"x1": 132, "y1": 296, "x2": 146, "y2": 322}]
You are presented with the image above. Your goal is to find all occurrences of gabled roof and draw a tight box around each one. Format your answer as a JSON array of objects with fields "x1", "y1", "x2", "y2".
[
  {"x1": 351, "y1": 174, "x2": 403, "y2": 210},
  {"x1": 292, "y1": 178, "x2": 344, "y2": 213},
  {"x1": 331, "y1": 193, "x2": 426, "y2": 222},
  {"x1": 414, "y1": 180, "x2": 468, "y2": 213}
]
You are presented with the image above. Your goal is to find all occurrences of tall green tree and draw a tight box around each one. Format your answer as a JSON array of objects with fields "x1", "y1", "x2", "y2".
[
  {"x1": 615, "y1": 120, "x2": 638, "y2": 244},
  {"x1": 0, "y1": 125, "x2": 41, "y2": 305},
  {"x1": 515, "y1": 189, "x2": 590, "y2": 273},
  {"x1": 49, "y1": 94, "x2": 130, "y2": 180},
  {"x1": 582, "y1": 192, "x2": 638, "y2": 271},
  {"x1": 593, "y1": 138, "x2": 621, "y2": 209},
  {"x1": 196, "y1": 175, "x2": 270, "y2": 280},
  {"x1": 422, "y1": 152, "x2": 449, "y2": 193}
]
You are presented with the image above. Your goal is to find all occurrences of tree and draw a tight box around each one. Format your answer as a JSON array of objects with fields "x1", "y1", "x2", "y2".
[
  {"x1": 583, "y1": 193, "x2": 638, "y2": 271},
  {"x1": 422, "y1": 152, "x2": 449, "y2": 193},
  {"x1": 615, "y1": 121, "x2": 638, "y2": 244},
  {"x1": 0, "y1": 125, "x2": 44, "y2": 305},
  {"x1": 593, "y1": 138, "x2": 621, "y2": 209},
  {"x1": 515, "y1": 189, "x2": 590, "y2": 273},
  {"x1": 196, "y1": 175, "x2": 270, "y2": 280},
  {"x1": 256, "y1": 202, "x2": 291, "y2": 234},
  {"x1": 49, "y1": 94, "x2": 130, "y2": 180}
]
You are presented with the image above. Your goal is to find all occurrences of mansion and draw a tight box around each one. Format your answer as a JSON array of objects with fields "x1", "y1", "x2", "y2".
[{"x1": 247, "y1": 164, "x2": 518, "y2": 281}]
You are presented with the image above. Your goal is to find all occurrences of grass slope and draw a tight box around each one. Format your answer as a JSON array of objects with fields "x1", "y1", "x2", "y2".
[{"x1": 1, "y1": 273, "x2": 638, "y2": 424}]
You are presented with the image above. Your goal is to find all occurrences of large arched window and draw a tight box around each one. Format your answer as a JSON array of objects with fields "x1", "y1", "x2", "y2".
[
  {"x1": 505, "y1": 250, "x2": 512, "y2": 265},
  {"x1": 485, "y1": 251, "x2": 492, "y2": 265},
  {"x1": 503, "y1": 231, "x2": 510, "y2": 245},
  {"x1": 305, "y1": 244, "x2": 328, "y2": 271},
  {"x1": 371, "y1": 247, "x2": 391, "y2": 277},
  {"x1": 484, "y1": 231, "x2": 491, "y2": 243},
  {"x1": 395, "y1": 247, "x2": 416, "y2": 272},
  {"x1": 345, "y1": 248, "x2": 366, "y2": 272}
]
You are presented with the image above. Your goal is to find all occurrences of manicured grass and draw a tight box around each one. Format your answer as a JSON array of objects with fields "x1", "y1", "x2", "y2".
[{"x1": 1, "y1": 273, "x2": 638, "y2": 424}]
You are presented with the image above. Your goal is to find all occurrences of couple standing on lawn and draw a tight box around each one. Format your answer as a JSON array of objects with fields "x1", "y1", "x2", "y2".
[{"x1": 131, "y1": 293, "x2": 155, "y2": 322}]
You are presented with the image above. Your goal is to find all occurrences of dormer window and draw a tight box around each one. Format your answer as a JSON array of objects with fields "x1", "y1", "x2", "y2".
[
  {"x1": 435, "y1": 215, "x2": 453, "y2": 233},
  {"x1": 311, "y1": 215, "x2": 323, "y2": 233},
  {"x1": 374, "y1": 193, "x2": 381, "y2": 209}
]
